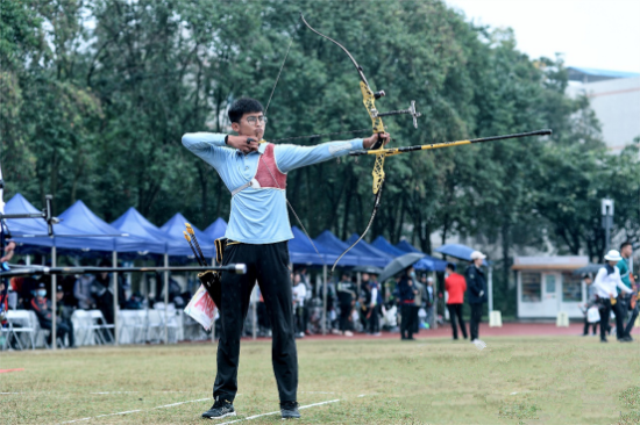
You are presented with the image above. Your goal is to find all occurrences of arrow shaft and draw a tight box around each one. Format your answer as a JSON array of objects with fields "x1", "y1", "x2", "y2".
[{"x1": 349, "y1": 129, "x2": 552, "y2": 157}]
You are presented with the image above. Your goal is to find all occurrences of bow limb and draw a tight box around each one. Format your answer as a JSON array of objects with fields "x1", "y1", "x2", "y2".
[{"x1": 299, "y1": 14, "x2": 390, "y2": 269}]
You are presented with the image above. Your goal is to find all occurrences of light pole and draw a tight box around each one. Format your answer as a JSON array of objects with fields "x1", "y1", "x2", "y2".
[{"x1": 601, "y1": 199, "x2": 614, "y2": 253}]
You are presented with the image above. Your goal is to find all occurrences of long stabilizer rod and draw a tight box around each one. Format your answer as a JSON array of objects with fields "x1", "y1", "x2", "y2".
[
  {"x1": 0, "y1": 264, "x2": 246, "y2": 278},
  {"x1": 349, "y1": 129, "x2": 552, "y2": 157}
]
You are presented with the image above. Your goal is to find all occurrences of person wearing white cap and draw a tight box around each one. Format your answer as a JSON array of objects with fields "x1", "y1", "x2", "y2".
[
  {"x1": 593, "y1": 250, "x2": 633, "y2": 342},
  {"x1": 465, "y1": 251, "x2": 487, "y2": 345}
]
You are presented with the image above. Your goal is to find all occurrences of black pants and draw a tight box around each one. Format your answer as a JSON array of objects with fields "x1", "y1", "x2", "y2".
[
  {"x1": 214, "y1": 242, "x2": 297, "y2": 403},
  {"x1": 40, "y1": 320, "x2": 74, "y2": 347},
  {"x1": 447, "y1": 303, "x2": 467, "y2": 339},
  {"x1": 624, "y1": 301, "x2": 639, "y2": 338},
  {"x1": 599, "y1": 299, "x2": 625, "y2": 341},
  {"x1": 469, "y1": 303, "x2": 482, "y2": 340},
  {"x1": 367, "y1": 305, "x2": 380, "y2": 334},
  {"x1": 583, "y1": 316, "x2": 598, "y2": 335},
  {"x1": 294, "y1": 305, "x2": 305, "y2": 335},
  {"x1": 339, "y1": 302, "x2": 352, "y2": 332},
  {"x1": 400, "y1": 303, "x2": 415, "y2": 339}
]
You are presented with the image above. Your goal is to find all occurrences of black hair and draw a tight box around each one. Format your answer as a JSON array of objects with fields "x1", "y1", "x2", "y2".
[
  {"x1": 620, "y1": 241, "x2": 633, "y2": 251},
  {"x1": 446, "y1": 262, "x2": 456, "y2": 271},
  {"x1": 228, "y1": 98, "x2": 264, "y2": 124}
]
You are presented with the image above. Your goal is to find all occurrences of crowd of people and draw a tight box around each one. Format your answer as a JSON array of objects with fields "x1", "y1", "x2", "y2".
[{"x1": 250, "y1": 253, "x2": 489, "y2": 346}]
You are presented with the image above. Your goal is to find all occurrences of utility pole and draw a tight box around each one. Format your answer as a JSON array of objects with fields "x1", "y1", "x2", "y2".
[{"x1": 602, "y1": 199, "x2": 614, "y2": 253}]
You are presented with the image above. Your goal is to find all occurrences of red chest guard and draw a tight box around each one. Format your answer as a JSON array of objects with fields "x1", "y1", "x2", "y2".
[{"x1": 255, "y1": 143, "x2": 287, "y2": 189}]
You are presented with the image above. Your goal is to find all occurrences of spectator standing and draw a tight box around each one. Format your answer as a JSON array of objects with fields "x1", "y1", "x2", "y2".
[
  {"x1": 368, "y1": 274, "x2": 382, "y2": 336},
  {"x1": 617, "y1": 242, "x2": 637, "y2": 340},
  {"x1": 336, "y1": 273, "x2": 356, "y2": 337},
  {"x1": 359, "y1": 273, "x2": 372, "y2": 332},
  {"x1": 594, "y1": 250, "x2": 633, "y2": 342},
  {"x1": 423, "y1": 276, "x2": 435, "y2": 329},
  {"x1": 299, "y1": 268, "x2": 312, "y2": 335},
  {"x1": 93, "y1": 270, "x2": 115, "y2": 325},
  {"x1": 292, "y1": 273, "x2": 306, "y2": 338},
  {"x1": 74, "y1": 274, "x2": 95, "y2": 310},
  {"x1": 465, "y1": 251, "x2": 487, "y2": 344},
  {"x1": 398, "y1": 267, "x2": 418, "y2": 340},
  {"x1": 412, "y1": 277, "x2": 425, "y2": 334},
  {"x1": 30, "y1": 282, "x2": 73, "y2": 347},
  {"x1": 580, "y1": 274, "x2": 599, "y2": 336},
  {"x1": 445, "y1": 263, "x2": 468, "y2": 340}
]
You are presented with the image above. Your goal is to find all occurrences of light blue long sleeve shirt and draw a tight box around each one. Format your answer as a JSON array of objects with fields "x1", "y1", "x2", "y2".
[{"x1": 182, "y1": 133, "x2": 364, "y2": 244}]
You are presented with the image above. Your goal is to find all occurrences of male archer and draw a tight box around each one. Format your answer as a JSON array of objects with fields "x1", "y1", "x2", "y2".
[{"x1": 182, "y1": 97, "x2": 389, "y2": 420}]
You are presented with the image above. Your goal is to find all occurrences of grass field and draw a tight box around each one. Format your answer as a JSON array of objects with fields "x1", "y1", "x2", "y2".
[{"x1": 2, "y1": 336, "x2": 640, "y2": 425}]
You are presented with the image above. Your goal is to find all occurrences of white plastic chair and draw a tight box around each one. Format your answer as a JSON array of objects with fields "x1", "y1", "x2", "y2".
[
  {"x1": 117, "y1": 311, "x2": 146, "y2": 344},
  {"x1": 3, "y1": 310, "x2": 37, "y2": 350},
  {"x1": 153, "y1": 303, "x2": 180, "y2": 343},
  {"x1": 73, "y1": 310, "x2": 114, "y2": 345}
]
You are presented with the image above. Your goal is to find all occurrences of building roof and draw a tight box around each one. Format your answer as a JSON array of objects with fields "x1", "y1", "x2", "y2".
[
  {"x1": 512, "y1": 256, "x2": 589, "y2": 271},
  {"x1": 568, "y1": 67, "x2": 640, "y2": 83}
]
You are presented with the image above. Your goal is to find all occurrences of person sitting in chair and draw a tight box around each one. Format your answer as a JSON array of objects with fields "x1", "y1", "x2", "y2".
[{"x1": 30, "y1": 282, "x2": 73, "y2": 348}]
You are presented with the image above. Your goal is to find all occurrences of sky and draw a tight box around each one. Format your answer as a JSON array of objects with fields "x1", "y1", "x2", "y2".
[{"x1": 445, "y1": 0, "x2": 640, "y2": 74}]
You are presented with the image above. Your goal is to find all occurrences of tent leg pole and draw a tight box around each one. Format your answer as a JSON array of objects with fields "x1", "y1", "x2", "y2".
[
  {"x1": 51, "y1": 246, "x2": 57, "y2": 351},
  {"x1": 488, "y1": 265, "x2": 493, "y2": 313},
  {"x1": 322, "y1": 265, "x2": 327, "y2": 336},
  {"x1": 113, "y1": 251, "x2": 118, "y2": 346},
  {"x1": 164, "y1": 254, "x2": 169, "y2": 344}
]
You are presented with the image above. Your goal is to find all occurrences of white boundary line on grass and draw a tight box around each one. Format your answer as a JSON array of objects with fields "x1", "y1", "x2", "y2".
[
  {"x1": 58, "y1": 398, "x2": 209, "y2": 424},
  {"x1": 217, "y1": 399, "x2": 341, "y2": 425}
]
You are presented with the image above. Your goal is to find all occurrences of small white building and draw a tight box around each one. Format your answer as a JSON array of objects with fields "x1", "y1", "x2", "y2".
[{"x1": 513, "y1": 256, "x2": 589, "y2": 319}]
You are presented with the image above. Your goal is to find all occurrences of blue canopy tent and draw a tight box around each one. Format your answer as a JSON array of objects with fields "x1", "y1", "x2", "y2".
[
  {"x1": 345, "y1": 233, "x2": 393, "y2": 267},
  {"x1": 289, "y1": 226, "x2": 327, "y2": 266},
  {"x1": 371, "y1": 236, "x2": 406, "y2": 257},
  {"x1": 160, "y1": 213, "x2": 215, "y2": 258},
  {"x1": 5, "y1": 194, "x2": 54, "y2": 253},
  {"x1": 55, "y1": 200, "x2": 151, "y2": 254},
  {"x1": 110, "y1": 207, "x2": 172, "y2": 255},
  {"x1": 6, "y1": 196, "x2": 150, "y2": 255},
  {"x1": 396, "y1": 239, "x2": 422, "y2": 254},
  {"x1": 204, "y1": 218, "x2": 228, "y2": 242},
  {"x1": 313, "y1": 230, "x2": 364, "y2": 267}
]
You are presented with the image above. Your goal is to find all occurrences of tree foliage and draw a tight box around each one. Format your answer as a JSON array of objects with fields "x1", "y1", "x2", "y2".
[{"x1": 2, "y1": 0, "x2": 638, "y2": 283}]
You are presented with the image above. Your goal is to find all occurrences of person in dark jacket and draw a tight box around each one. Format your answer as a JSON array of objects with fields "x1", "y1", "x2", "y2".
[
  {"x1": 30, "y1": 282, "x2": 73, "y2": 347},
  {"x1": 398, "y1": 266, "x2": 418, "y2": 340},
  {"x1": 336, "y1": 273, "x2": 356, "y2": 337},
  {"x1": 465, "y1": 251, "x2": 487, "y2": 344}
]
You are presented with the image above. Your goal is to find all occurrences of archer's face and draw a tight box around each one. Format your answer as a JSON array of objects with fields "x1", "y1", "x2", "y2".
[{"x1": 231, "y1": 112, "x2": 266, "y2": 140}]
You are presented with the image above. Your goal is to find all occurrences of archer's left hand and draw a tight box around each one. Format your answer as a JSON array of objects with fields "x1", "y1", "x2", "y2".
[
  {"x1": 363, "y1": 132, "x2": 391, "y2": 149},
  {"x1": 0, "y1": 241, "x2": 16, "y2": 263}
]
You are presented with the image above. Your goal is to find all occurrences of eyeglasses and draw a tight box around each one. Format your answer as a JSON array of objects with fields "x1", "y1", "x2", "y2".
[{"x1": 246, "y1": 115, "x2": 268, "y2": 125}]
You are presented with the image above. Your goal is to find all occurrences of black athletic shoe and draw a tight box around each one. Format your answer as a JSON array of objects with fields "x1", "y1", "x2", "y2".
[
  {"x1": 620, "y1": 336, "x2": 633, "y2": 342},
  {"x1": 280, "y1": 401, "x2": 300, "y2": 419},
  {"x1": 202, "y1": 399, "x2": 236, "y2": 419}
]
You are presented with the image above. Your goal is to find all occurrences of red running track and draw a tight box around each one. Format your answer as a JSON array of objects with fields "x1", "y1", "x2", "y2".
[{"x1": 239, "y1": 322, "x2": 640, "y2": 342}]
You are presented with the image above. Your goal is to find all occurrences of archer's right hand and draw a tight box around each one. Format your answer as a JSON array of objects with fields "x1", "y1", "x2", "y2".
[{"x1": 227, "y1": 135, "x2": 260, "y2": 153}]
